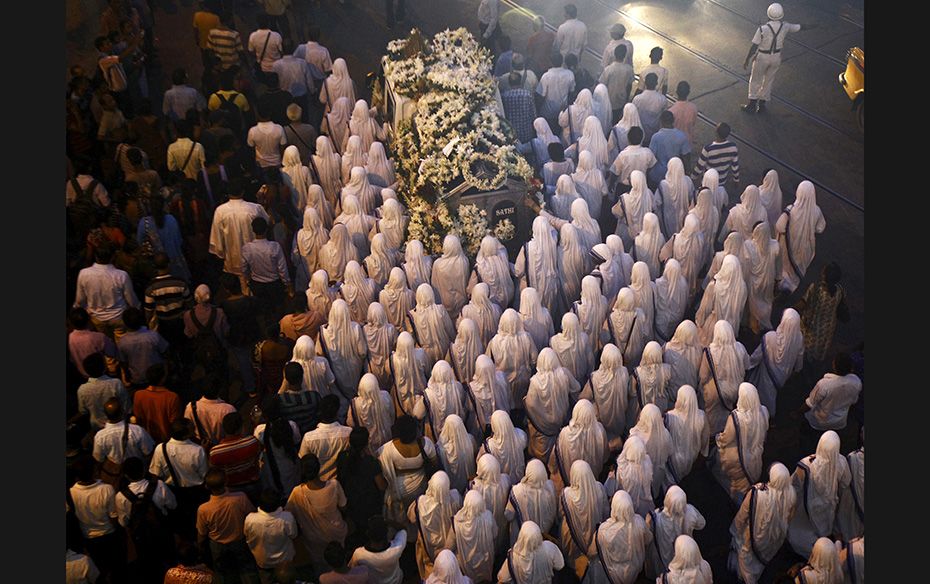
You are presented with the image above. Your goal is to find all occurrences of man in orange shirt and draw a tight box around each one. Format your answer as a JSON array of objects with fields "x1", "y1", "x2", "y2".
[
  {"x1": 196, "y1": 468, "x2": 260, "y2": 581},
  {"x1": 133, "y1": 363, "x2": 181, "y2": 443},
  {"x1": 193, "y1": 1, "x2": 221, "y2": 67}
]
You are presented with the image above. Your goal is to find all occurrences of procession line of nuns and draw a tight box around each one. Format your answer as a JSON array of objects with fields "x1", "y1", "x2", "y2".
[{"x1": 268, "y1": 65, "x2": 855, "y2": 582}]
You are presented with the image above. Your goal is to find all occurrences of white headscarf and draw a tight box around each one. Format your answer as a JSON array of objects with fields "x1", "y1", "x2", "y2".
[
  {"x1": 726, "y1": 185, "x2": 768, "y2": 240},
  {"x1": 798, "y1": 431, "x2": 849, "y2": 537},
  {"x1": 416, "y1": 471, "x2": 461, "y2": 560},
  {"x1": 471, "y1": 453, "x2": 511, "y2": 548},
  {"x1": 281, "y1": 145, "x2": 311, "y2": 212},
  {"x1": 450, "y1": 318, "x2": 483, "y2": 384},
  {"x1": 452, "y1": 490, "x2": 497, "y2": 583},
  {"x1": 558, "y1": 223, "x2": 587, "y2": 304},
  {"x1": 324, "y1": 58, "x2": 355, "y2": 111},
  {"x1": 571, "y1": 150, "x2": 608, "y2": 220},
  {"x1": 305, "y1": 182, "x2": 334, "y2": 230},
  {"x1": 663, "y1": 319, "x2": 703, "y2": 393},
  {"x1": 324, "y1": 96, "x2": 352, "y2": 153},
  {"x1": 570, "y1": 197, "x2": 601, "y2": 254},
  {"x1": 341, "y1": 135, "x2": 369, "y2": 184},
  {"x1": 615, "y1": 435, "x2": 653, "y2": 516},
  {"x1": 759, "y1": 169, "x2": 783, "y2": 227},
  {"x1": 487, "y1": 409, "x2": 527, "y2": 482},
  {"x1": 610, "y1": 103, "x2": 641, "y2": 156},
  {"x1": 578, "y1": 115, "x2": 610, "y2": 169},
  {"x1": 312, "y1": 136, "x2": 342, "y2": 205},
  {"x1": 306, "y1": 269, "x2": 337, "y2": 316},
  {"x1": 486, "y1": 309, "x2": 538, "y2": 406},
  {"x1": 654, "y1": 258, "x2": 688, "y2": 342},
  {"x1": 391, "y1": 331, "x2": 428, "y2": 417},
  {"x1": 658, "y1": 157, "x2": 693, "y2": 236},
  {"x1": 779, "y1": 180, "x2": 826, "y2": 283},
  {"x1": 629, "y1": 261, "x2": 656, "y2": 340},
  {"x1": 551, "y1": 174, "x2": 579, "y2": 221},
  {"x1": 561, "y1": 460, "x2": 609, "y2": 559},
  {"x1": 295, "y1": 207, "x2": 329, "y2": 275},
  {"x1": 691, "y1": 188, "x2": 719, "y2": 268},
  {"x1": 412, "y1": 283, "x2": 456, "y2": 364},
  {"x1": 377, "y1": 197, "x2": 408, "y2": 250},
  {"x1": 438, "y1": 414, "x2": 477, "y2": 494},
  {"x1": 701, "y1": 168, "x2": 727, "y2": 212},
  {"x1": 576, "y1": 275, "x2": 609, "y2": 351},
  {"x1": 673, "y1": 213, "x2": 706, "y2": 293},
  {"x1": 801, "y1": 537, "x2": 843, "y2": 584},
  {"x1": 587, "y1": 343, "x2": 630, "y2": 440},
  {"x1": 318, "y1": 223, "x2": 359, "y2": 281},
  {"x1": 664, "y1": 535, "x2": 713, "y2": 584},
  {"x1": 703, "y1": 319, "x2": 749, "y2": 433},
  {"x1": 320, "y1": 299, "x2": 368, "y2": 391},
  {"x1": 459, "y1": 283, "x2": 502, "y2": 348},
  {"x1": 733, "y1": 461, "x2": 796, "y2": 581},
  {"x1": 366, "y1": 140, "x2": 395, "y2": 188},
  {"x1": 608, "y1": 287, "x2": 646, "y2": 366},
  {"x1": 474, "y1": 235, "x2": 514, "y2": 308},
  {"x1": 593, "y1": 491, "x2": 650, "y2": 584},
  {"x1": 554, "y1": 400, "x2": 608, "y2": 485},
  {"x1": 341, "y1": 259, "x2": 377, "y2": 322},
  {"x1": 522, "y1": 217, "x2": 561, "y2": 317},
  {"x1": 340, "y1": 165, "x2": 378, "y2": 216},
  {"x1": 636, "y1": 340, "x2": 673, "y2": 414},
  {"x1": 534, "y1": 116, "x2": 559, "y2": 144},
  {"x1": 549, "y1": 311, "x2": 594, "y2": 383},
  {"x1": 634, "y1": 212, "x2": 665, "y2": 279},
  {"x1": 511, "y1": 460, "x2": 557, "y2": 534},
  {"x1": 629, "y1": 402, "x2": 672, "y2": 495},
  {"x1": 525, "y1": 348, "x2": 574, "y2": 438},
  {"x1": 700, "y1": 254, "x2": 748, "y2": 343},
  {"x1": 291, "y1": 334, "x2": 335, "y2": 394},
  {"x1": 508, "y1": 521, "x2": 560, "y2": 584},
  {"x1": 767, "y1": 308, "x2": 804, "y2": 378},
  {"x1": 349, "y1": 99, "x2": 382, "y2": 153},
  {"x1": 518, "y1": 287, "x2": 554, "y2": 352},
  {"x1": 650, "y1": 487, "x2": 707, "y2": 578},
  {"x1": 403, "y1": 239, "x2": 434, "y2": 291},
  {"x1": 665, "y1": 385, "x2": 707, "y2": 483},
  {"x1": 425, "y1": 359, "x2": 466, "y2": 440},
  {"x1": 562, "y1": 89, "x2": 594, "y2": 143},
  {"x1": 744, "y1": 221, "x2": 780, "y2": 330},
  {"x1": 364, "y1": 302, "x2": 398, "y2": 386},
  {"x1": 424, "y1": 549, "x2": 470, "y2": 584},
  {"x1": 606, "y1": 235, "x2": 634, "y2": 298},
  {"x1": 379, "y1": 266, "x2": 415, "y2": 331},
  {"x1": 620, "y1": 170, "x2": 654, "y2": 238},
  {"x1": 431, "y1": 234, "x2": 470, "y2": 319},
  {"x1": 592, "y1": 84, "x2": 612, "y2": 134},
  {"x1": 351, "y1": 373, "x2": 394, "y2": 452},
  {"x1": 365, "y1": 232, "x2": 398, "y2": 287},
  {"x1": 468, "y1": 355, "x2": 512, "y2": 431}
]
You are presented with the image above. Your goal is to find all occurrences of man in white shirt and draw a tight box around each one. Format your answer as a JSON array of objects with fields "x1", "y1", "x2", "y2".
[
  {"x1": 167, "y1": 119, "x2": 206, "y2": 180},
  {"x1": 73, "y1": 245, "x2": 140, "y2": 339},
  {"x1": 75, "y1": 353, "x2": 130, "y2": 431},
  {"x1": 804, "y1": 353, "x2": 862, "y2": 431},
  {"x1": 66, "y1": 163, "x2": 111, "y2": 208},
  {"x1": 92, "y1": 398, "x2": 156, "y2": 486},
  {"x1": 555, "y1": 4, "x2": 587, "y2": 59},
  {"x1": 598, "y1": 44, "x2": 634, "y2": 123},
  {"x1": 113, "y1": 456, "x2": 176, "y2": 577},
  {"x1": 247, "y1": 108, "x2": 287, "y2": 170},
  {"x1": 632, "y1": 73, "x2": 668, "y2": 145},
  {"x1": 184, "y1": 383, "x2": 237, "y2": 447},
  {"x1": 209, "y1": 178, "x2": 270, "y2": 294},
  {"x1": 634, "y1": 47, "x2": 669, "y2": 96},
  {"x1": 742, "y1": 3, "x2": 814, "y2": 113},
  {"x1": 477, "y1": 0, "x2": 501, "y2": 51},
  {"x1": 248, "y1": 15, "x2": 283, "y2": 78},
  {"x1": 69, "y1": 457, "x2": 125, "y2": 582},
  {"x1": 150, "y1": 418, "x2": 209, "y2": 535},
  {"x1": 298, "y1": 395, "x2": 352, "y2": 481},
  {"x1": 302, "y1": 27, "x2": 333, "y2": 75},
  {"x1": 244, "y1": 489, "x2": 299, "y2": 579},
  {"x1": 609, "y1": 126, "x2": 657, "y2": 192},
  {"x1": 349, "y1": 516, "x2": 408, "y2": 584},
  {"x1": 536, "y1": 52, "x2": 575, "y2": 128},
  {"x1": 601, "y1": 23, "x2": 633, "y2": 70}
]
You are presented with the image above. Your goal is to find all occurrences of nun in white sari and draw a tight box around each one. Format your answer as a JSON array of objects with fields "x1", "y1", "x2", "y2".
[
  {"x1": 341, "y1": 137, "x2": 368, "y2": 185},
  {"x1": 374, "y1": 197, "x2": 408, "y2": 251},
  {"x1": 348, "y1": 99, "x2": 386, "y2": 153},
  {"x1": 458, "y1": 283, "x2": 502, "y2": 348},
  {"x1": 318, "y1": 223, "x2": 358, "y2": 282},
  {"x1": 580, "y1": 343, "x2": 630, "y2": 451},
  {"x1": 291, "y1": 334, "x2": 337, "y2": 398},
  {"x1": 364, "y1": 302, "x2": 397, "y2": 388},
  {"x1": 312, "y1": 136, "x2": 342, "y2": 210},
  {"x1": 486, "y1": 309, "x2": 538, "y2": 406},
  {"x1": 658, "y1": 535, "x2": 713, "y2": 584},
  {"x1": 665, "y1": 385, "x2": 709, "y2": 485},
  {"x1": 710, "y1": 383, "x2": 770, "y2": 505},
  {"x1": 517, "y1": 287, "x2": 555, "y2": 353},
  {"x1": 403, "y1": 239, "x2": 433, "y2": 291},
  {"x1": 559, "y1": 460, "x2": 609, "y2": 575},
  {"x1": 572, "y1": 150, "x2": 609, "y2": 220},
  {"x1": 478, "y1": 410, "x2": 528, "y2": 484},
  {"x1": 431, "y1": 234, "x2": 471, "y2": 320},
  {"x1": 549, "y1": 174, "x2": 580, "y2": 222},
  {"x1": 334, "y1": 194, "x2": 376, "y2": 259},
  {"x1": 796, "y1": 537, "x2": 844, "y2": 584},
  {"x1": 317, "y1": 299, "x2": 368, "y2": 398},
  {"x1": 281, "y1": 145, "x2": 312, "y2": 214},
  {"x1": 749, "y1": 308, "x2": 804, "y2": 417},
  {"x1": 659, "y1": 213, "x2": 705, "y2": 296},
  {"x1": 584, "y1": 490, "x2": 652, "y2": 584},
  {"x1": 321, "y1": 58, "x2": 356, "y2": 111},
  {"x1": 559, "y1": 224, "x2": 589, "y2": 304},
  {"x1": 696, "y1": 254, "x2": 749, "y2": 345},
  {"x1": 632, "y1": 342, "x2": 674, "y2": 419},
  {"x1": 340, "y1": 260, "x2": 378, "y2": 323},
  {"x1": 700, "y1": 320, "x2": 750, "y2": 435},
  {"x1": 728, "y1": 462, "x2": 796, "y2": 584},
  {"x1": 524, "y1": 117, "x2": 561, "y2": 171},
  {"x1": 722, "y1": 185, "x2": 768, "y2": 242},
  {"x1": 453, "y1": 490, "x2": 498, "y2": 583},
  {"x1": 663, "y1": 320, "x2": 703, "y2": 398},
  {"x1": 689, "y1": 188, "x2": 720, "y2": 269},
  {"x1": 703, "y1": 231, "x2": 750, "y2": 292},
  {"x1": 629, "y1": 403, "x2": 673, "y2": 497},
  {"x1": 629, "y1": 261, "x2": 656, "y2": 340},
  {"x1": 550, "y1": 400, "x2": 610, "y2": 493},
  {"x1": 408, "y1": 471, "x2": 462, "y2": 581},
  {"x1": 347, "y1": 373, "x2": 395, "y2": 454},
  {"x1": 379, "y1": 267, "x2": 415, "y2": 332},
  {"x1": 608, "y1": 103, "x2": 642, "y2": 161},
  {"x1": 423, "y1": 360, "x2": 468, "y2": 443},
  {"x1": 591, "y1": 244, "x2": 624, "y2": 312},
  {"x1": 470, "y1": 235, "x2": 514, "y2": 309},
  {"x1": 365, "y1": 141, "x2": 396, "y2": 189},
  {"x1": 505, "y1": 459, "x2": 556, "y2": 544},
  {"x1": 569, "y1": 198, "x2": 602, "y2": 261},
  {"x1": 592, "y1": 84, "x2": 613, "y2": 134},
  {"x1": 606, "y1": 287, "x2": 647, "y2": 367},
  {"x1": 607, "y1": 235, "x2": 636, "y2": 296},
  {"x1": 340, "y1": 166, "x2": 379, "y2": 217},
  {"x1": 390, "y1": 331, "x2": 429, "y2": 418},
  {"x1": 322, "y1": 96, "x2": 352, "y2": 154},
  {"x1": 836, "y1": 430, "x2": 864, "y2": 541},
  {"x1": 365, "y1": 232, "x2": 400, "y2": 288},
  {"x1": 559, "y1": 89, "x2": 595, "y2": 146},
  {"x1": 574, "y1": 275, "x2": 610, "y2": 352},
  {"x1": 306, "y1": 269, "x2": 338, "y2": 317},
  {"x1": 759, "y1": 169, "x2": 783, "y2": 228},
  {"x1": 788, "y1": 430, "x2": 852, "y2": 558},
  {"x1": 410, "y1": 283, "x2": 456, "y2": 367},
  {"x1": 700, "y1": 168, "x2": 729, "y2": 214},
  {"x1": 438, "y1": 414, "x2": 477, "y2": 494},
  {"x1": 549, "y1": 312, "x2": 596, "y2": 384},
  {"x1": 524, "y1": 348, "x2": 576, "y2": 461},
  {"x1": 293, "y1": 207, "x2": 329, "y2": 289},
  {"x1": 633, "y1": 213, "x2": 666, "y2": 280},
  {"x1": 656, "y1": 157, "x2": 693, "y2": 237},
  {"x1": 466, "y1": 356, "x2": 511, "y2": 438},
  {"x1": 605, "y1": 436, "x2": 653, "y2": 517},
  {"x1": 515, "y1": 217, "x2": 562, "y2": 318},
  {"x1": 425, "y1": 549, "x2": 473, "y2": 584},
  {"x1": 447, "y1": 318, "x2": 483, "y2": 386},
  {"x1": 306, "y1": 183, "x2": 335, "y2": 230},
  {"x1": 612, "y1": 170, "x2": 655, "y2": 245},
  {"x1": 572, "y1": 116, "x2": 611, "y2": 170},
  {"x1": 497, "y1": 521, "x2": 565, "y2": 584},
  {"x1": 644, "y1": 486, "x2": 707, "y2": 579},
  {"x1": 654, "y1": 259, "x2": 689, "y2": 343},
  {"x1": 775, "y1": 180, "x2": 826, "y2": 293},
  {"x1": 470, "y1": 453, "x2": 512, "y2": 552},
  {"x1": 744, "y1": 220, "x2": 782, "y2": 333}
]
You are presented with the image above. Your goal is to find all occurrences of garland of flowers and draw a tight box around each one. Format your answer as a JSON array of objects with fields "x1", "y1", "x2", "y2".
[{"x1": 383, "y1": 27, "x2": 532, "y2": 254}]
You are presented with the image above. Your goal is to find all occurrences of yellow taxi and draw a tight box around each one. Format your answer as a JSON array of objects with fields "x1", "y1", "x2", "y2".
[{"x1": 839, "y1": 47, "x2": 864, "y2": 129}]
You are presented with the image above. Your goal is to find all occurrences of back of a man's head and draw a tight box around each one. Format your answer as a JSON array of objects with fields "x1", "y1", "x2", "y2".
[
  {"x1": 284, "y1": 362, "x2": 304, "y2": 387},
  {"x1": 508, "y1": 71, "x2": 523, "y2": 87},
  {"x1": 614, "y1": 44, "x2": 627, "y2": 63},
  {"x1": 153, "y1": 252, "x2": 171, "y2": 272},
  {"x1": 70, "y1": 307, "x2": 91, "y2": 331},
  {"x1": 349, "y1": 426, "x2": 369, "y2": 450},
  {"x1": 565, "y1": 53, "x2": 578, "y2": 69},
  {"x1": 122, "y1": 307, "x2": 144, "y2": 331},
  {"x1": 205, "y1": 467, "x2": 227, "y2": 494},
  {"x1": 833, "y1": 352, "x2": 853, "y2": 376},
  {"x1": 611, "y1": 23, "x2": 626, "y2": 40},
  {"x1": 324, "y1": 542, "x2": 347, "y2": 570},
  {"x1": 146, "y1": 363, "x2": 167, "y2": 387},
  {"x1": 551, "y1": 52, "x2": 564, "y2": 68},
  {"x1": 122, "y1": 456, "x2": 145, "y2": 481},
  {"x1": 660, "y1": 110, "x2": 675, "y2": 128},
  {"x1": 265, "y1": 72, "x2": 280, "y2": 88},
  {"x1": 126, "y1": 147, "x2": 144, "y2": 168},
  {"x1": 650, "y1": 47, "x2": 663, "y2": 63},
  {"x1": 104, "y1": 397, "x2": 124, "y2": 422},
  {"x1": 83, "y1": 353, "x2": 107, "y2": 379},
  {"x1": 170, "y1": 418, "x2": 192, "y2": 441},
  {"x1": 676, "y1": 81, "x2": 691, "y2": 100},
  {"x1": 645, "y1": 73, "x2": 658, "y2": 91},
  {"x1": 175, "y1": 119, "x2": 193, "y2": 139},
  {"x1": 548, "y1": 141, "x2": 566, "y2": 162},
  {"x1": 300, "y1": 453, "x2": 321, "y2": 483},
  {"x1": 716, "y1": 122, "x2": 731, "y2": 141},
  {"x1": 308, "y1": 25, "x2": 322, "y2": 42},
  {"x1": 172, "y1": 68, "x2": 187, "y2": 86},
  {"x1": 565, "y1": 3, "x2": 578, "y2": 19},
  {"x1": 627, "y1": 126, "x2": 644, "y2": 146},
  {"x1": 202, "y1": 380, "x2": 221, "y2": 401},
  {"x1": 94, "y1": 244, "x2": 115, "y2": 265},
  {"x1": 75, "y1": 456, "x2": 97, "y2": 483},
  {"x1": 319, "y1": 394, "x2": 340, "y2": 423},
  {"x1": 252, "y1": 216, "x2": 268, "y2": 237},
  {"x1": 226, "y1": 177, "x2": 245, "y2": 199},
  {"x1": 222, "y1": 412, "x2": 243, "y2": 437},
  {"x1": 258, "y1": 488, "x2": 281, "y2": 512}
]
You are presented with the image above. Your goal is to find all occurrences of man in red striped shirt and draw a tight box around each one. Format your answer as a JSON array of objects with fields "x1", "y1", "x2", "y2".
[{"x1": 209, "y1": 413, "x2": 263, "y2": 503}]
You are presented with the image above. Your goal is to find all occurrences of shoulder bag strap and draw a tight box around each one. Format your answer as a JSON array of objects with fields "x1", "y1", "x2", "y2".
[
  {"x1": 522, "y1": 242, "x2": 532, "y2": 290},
  {"x1": 798, "y1": 566, "x2": 810, "y2": 584},
  {"x1": 554, "y1": 440, "x2": 570, "y2": 487},
  {"x1": 263, "y1": 426, "x2": 284, "y2": 493},
  {"x1": 747, "y1": 486, "x2": 770, "y2": 566},
  {"x1": 730, "y1": 411, "x2": 754, "y2": 484},
  {"x1": 507, "y1": 550, "x2": 523, "y2": 584},
  {"x1": 797, "y1": 460, "x2": 813, "y2": 521},
  {"x1": 704, "y1": 347, "x2": 733, "y2": 410},
  {"x1": 463, "y1": 383, "x2": 482, "y2": 429},
  {"x1": 846, "y1": 540, "x2": 858, "y2": 584},
  {"x1": 594, "y1": 528, "x2": 621, "y2": 584},
  {"x1": 190, "y1": 400, "x2": 209, "y2": 445},
  {"x1": 287, "y1": 124, "x2": 313, "y2": 150},
  {"x1": 782, "y1": 208, "x2": 803, "y2": 280},
  {"x1": 649, "y1": 509, "x2": 666, "y2": 568},
  {"x1": 757, "y1": 333, "x2": 779, "y2": 388},
  {"x1": 318, "y1": 331, "x2": 352, "y2": 400},
  {"x1": 258, "y1": 31, "x2": 271, "y2": 63},
  {"x1": 621, "y1": 314, "x2": 637, "y2": 358},
  {"x1": 631, "y1": 369, "x2": 644, "y2": 409},
  {"x1": 846, "y1": 453, "x2": 864, "y2": 522},
  {"x1": 161, "y1": 442, "x2": 181, "y2": 487},
  {"x1": 120, "y1": 416, "x2": 131, "y2": 462},
  {"x1": 181, "y1": 141, "x2": 197, "y2": 171},
  {"x1": 508, "y1": 491, "x2": 524, "y2": 526}
]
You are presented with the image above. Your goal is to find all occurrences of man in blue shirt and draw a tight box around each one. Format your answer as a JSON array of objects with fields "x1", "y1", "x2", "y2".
[
  {"x1": 241, "y1": 216, "x2": 292, "y2": 324},
  {"x1": 501, "y1": 72, "x2": 538, "y2": 144},
  {"x1": 647, "y1": 110, "x2": 691, "y2": 189}
]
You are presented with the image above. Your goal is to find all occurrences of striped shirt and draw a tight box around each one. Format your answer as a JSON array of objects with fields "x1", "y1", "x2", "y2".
[
  {"x1": 278, "y1": 390, "x2": 319, "y2": 435},
  {"x1": 207, "y1": 27, "x2": 243, "y2": 70},
  {"x1": 692, "y1": 140, "x2": 740, "y2": 184},
  {"x1": 209, "y1": 435, "x2": 263, "y2": 486},
  {"x1": 144, "y1": 274, "x2": 192, "y2": 322}
]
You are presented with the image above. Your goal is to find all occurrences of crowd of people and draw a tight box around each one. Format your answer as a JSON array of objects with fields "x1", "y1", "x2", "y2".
[{"x1": 66, "y1": 1, "x2": 864, "y2": 583}]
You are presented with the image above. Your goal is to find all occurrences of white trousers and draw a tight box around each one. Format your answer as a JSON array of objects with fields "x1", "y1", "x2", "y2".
[{"x1": 748, "y1": 53, "x2": 781, "y2": 101}]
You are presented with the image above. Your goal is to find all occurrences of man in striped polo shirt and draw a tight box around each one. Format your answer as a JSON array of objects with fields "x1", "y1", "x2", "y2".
[
  {"x1": 209, "y1": 413, "x2": 263, "y2": 503},
  {"x1": 692, "y1": 122, "x2": 740, "y2": 192},
  {"x1": 144, "y1": 253, "x2": 192, "y2": 348},
  {"x1": 207, "y1": 13, "x2": 245, "y2": 72}
]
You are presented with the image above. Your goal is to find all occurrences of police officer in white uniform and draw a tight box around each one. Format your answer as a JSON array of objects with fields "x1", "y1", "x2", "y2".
[{"x1": 741, "y1": 3, "x2": 817, "y2": 113}]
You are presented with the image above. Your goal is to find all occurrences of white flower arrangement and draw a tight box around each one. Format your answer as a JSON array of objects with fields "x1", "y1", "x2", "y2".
[{"x1": 494, "y1": 219, "x2": 516, "y2": 242}]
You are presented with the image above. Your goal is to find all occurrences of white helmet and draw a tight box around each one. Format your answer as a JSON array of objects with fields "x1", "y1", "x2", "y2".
[{"x1": 767, "y1": 3, "x2": 784, "y2": 20}]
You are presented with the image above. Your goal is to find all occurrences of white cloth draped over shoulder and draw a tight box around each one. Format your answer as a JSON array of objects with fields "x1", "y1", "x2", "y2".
[
  {"x1": 696, "y1": 254, "x2": 748, "y2": 345},
  {"x1": 629, "y1": 402, "x2": 672, "y2": 497},
  {"x1": 723, "y1": 185, "x2": 768, "y2": 242},
  {"x1": 664, "y1": 385, "x2": 709, "y2": 485},
  {"x1": 550, "y1": 400, "x2": 609, "y2": 492},
  {"x1": 431, "y1": 234, "x2": 471, "y2": 320},
  {"x1": 608, "y1": 104, "x2": 642, "y2": 161},
  {"x1": 748, "y1": 307, "x2": 804, "y2": 416},
  {"x1": 606, "y1": 436, "x2": 654, "y2": 517},
  {"x1": 515, "y1": 217, "x2": 563, "y2": 318},
  {"x1": 348, "y1": 373, "x2": 395, "y2": 453},
  {"x1": 318, "y1": 223, "x2": 359, "y2": 282},
  {"x1": 559, "y1": 223, "x2": 588, "y2": 304},
  {"x1": 376, "y1": 197, "x2": 408, "y2": 250},
  {"x1": 306, "y1": 183, "x2": 335, "y2": 230},
  {"x1": 458, "y1": 284, "x2": 502, "y2": 359},
  {"x1": 629, "y1": 262, "x2": 657, "y2": 345},
  {"x1": 470, "y1": 453, "x2": 512, "y2": 551},
  {"x1": 560, "y1": 89, "x2": 595, "y2": 145},
  {"x1": 584, "y1": 490, "x2": 652, "y2": 584},
  {"x1": 645, "y1": 487, "x2": 707, "y2": 579},
  {"x1": 549, "y1": 312, "x2": 595, "y2": 384},
  {"x1": 505, "y1": 459, "x2": 557, "y2": 544},
  {"x1": 472, "y1": 235, "x2": 514, "y2": 309},
  {"x1": 335, "y1": 194, "x2": 377, "y2": 261},
  {"x1": 380, "y1": 267, "x2": 416, "y2": 332},
  {"x1": 559, "y1": 460, "x2": 610, "y2": 564},
  {"x1": 775, "y1": 180, "x2": 826, "y2": 293},
  {"x1": 423, "y1": 360, "x2": 467, "y2": 444},
  {"x1": 634, "y1": 213, "x2": 666, "y2": 280},
  {"x1": 403, "y1": 239, "x2": 434, "y2": 292},
  {"x1": 524, "y1": 348, "x2": 576, "y2": 461},
  {"x1": 366, "y1": 141, "x2": 396, "y2": 189},
  {"x1": 410, "y1": 284, "x2": 456, "y2": 367},
  {"x1": 307, "y1": 269, "x2": 338, "y2": 317},
  {"x1": 339, "y1": 166, "x2": 379, "y2": 223},
  {"x1": 408, "y1": 471, "x2": 462, "y2": 580},
  {"x1": 662, "y1": 213, "x2": 705, "y2": 296},
  {"x1": 632, "y1": 342, "x2": 673, "y2": 425},
  {"x1": 836, "y1": 439, "x2": 864, "y2": 541},
  {"x1": 312, "y1": 136, "x2": 343, "y2": 210},
  {"x1": 282, "y1": 145, "x2": 312, "y2": 213},
  {"x1": 425, "y1": 549, "x2": 472, "y2": 584},
  {"x1": 340, "y1": 135, "x2": 369, "y2": 190},
  {"x1": 365, "y1": 232, "x2": 400, "y2": 288},
  {"x1": 317, "y1": 299, "x2": 368, "y2": 396},
  {"x1": 349, "y1": 99, "x2": 386, "y2": 154},
  {"x1": 453, "y1": 490, "x2": 497, "y2": 583},
  {"x1": 572, "y1": 150, "x2": 608, "y2": 221},
  {"x1": 323, "y1": 96, "x2": 352, "y2": 155},
  {"x1": 606, "y1": 287, "x2": 647, "y2": 368},
  {"x1": 481, "y1": 410, "x2": 528, "y2": 484},
  {"x1": 391, "y1": 331, "x2": 429, "y2": 419},
  {"x1": 576, "y1": 115, "x2": 611, "y2": 170},
  {"x1": 579, "y1": 343, "x2": 630, "y2": 450},
  {"x1": 653, "y1": 259, "x2": 689, "y2": 343},
  {"x1": 663, "y1": 320, "x2": 703, "y2": 398},
  {"x1": 466, "y1": 355, "x2": 512, "y2": 437},
  {"x1": 291, "y1": 334, "x2": 337, "y2": 397},
  {"x1": 575, "y1": 275, "x2": 610, "y2": 353},
  {"x1": 437, "y1": 414, "x2": 477, "y2": 495},
  {"x1": 699, "y1": 320, "x2": 750, "y2": 435},
  {"x1": 743, "y1": 221, "x2": 781, "y2": 332},
  {"x1": 486, "y1": 308, "x2": 538, "y2": 406},
  {"x1": 517, "y1": 287, "x2": 554, "y2": 355},
  {"x1": 363, "y1": 301, "x2": 398, "y2": 385},
  {"x1": 710, "y1": 383, "x2": 770, "y2": 505},
  {"x1": 659, "y1": 534, "x2": 713, "y2": 584},
  {"x1": 340, "y1": 260, "x2": 377, "y2": 323},
  {"x1": 295, "y1": 207, "x2": 329, "y2": 279},
  {"x1": 758, "y1": 169, "x2": 783, "y2": 228},
  {"x1": 497, "y1": 521, "x2": 565, "y2": 584},
  {"x1": 689, "y1": 188, "x2": 719, "y2": 270},
  {"x1": 613, "y1": 170, "x2": 654, "y2": 243},
  {"x1": 657, "y1": 157, "x2": 693, "y2": 237}
]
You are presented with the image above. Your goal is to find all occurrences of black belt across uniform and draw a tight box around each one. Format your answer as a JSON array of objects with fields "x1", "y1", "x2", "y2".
[{"x1": 757, "y1": 48, "x2": 781, "y2": 54}]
